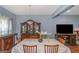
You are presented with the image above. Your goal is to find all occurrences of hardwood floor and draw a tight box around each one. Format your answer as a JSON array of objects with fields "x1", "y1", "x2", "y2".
[{"x1": 67, "y1": 45, "x2": 79, "y2": 53}]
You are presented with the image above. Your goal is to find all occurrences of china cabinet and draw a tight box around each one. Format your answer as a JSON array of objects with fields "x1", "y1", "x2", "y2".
[{"x1": 21, "y1": 20, "x2": 41, "y2": 40}]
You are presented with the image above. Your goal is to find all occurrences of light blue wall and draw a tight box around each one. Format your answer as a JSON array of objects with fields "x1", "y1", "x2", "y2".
[
  {"x1": 0, "y1": 7, "x2": 16, "y2": 33},
  {"x1": 15, "y1": 15, "x2": 79, "y2": 38},
  {"x1": 1, "y1": 6, "x2": 79, "y2": 38}
]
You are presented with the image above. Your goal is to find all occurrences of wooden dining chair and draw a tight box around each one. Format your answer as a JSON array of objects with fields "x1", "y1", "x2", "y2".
[
  {"x1": 15, "y1": 37, "x2": 21, "y2": 45},
  {"x1": 44, "y1": 44, "x2": 59, "y2": 53},
  {"x1": 23, "y1": 45, "x2": 37, "y2": 53}
]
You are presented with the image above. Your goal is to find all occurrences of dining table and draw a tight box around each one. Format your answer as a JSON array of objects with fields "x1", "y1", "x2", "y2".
[{"x1": 11, "y1": 39, "x2": 71, "y2": 53}]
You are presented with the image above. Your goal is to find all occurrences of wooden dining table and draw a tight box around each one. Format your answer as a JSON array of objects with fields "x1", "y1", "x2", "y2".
[{"x1": 11, "y1": 39, "x2": 71, "y2": 53}]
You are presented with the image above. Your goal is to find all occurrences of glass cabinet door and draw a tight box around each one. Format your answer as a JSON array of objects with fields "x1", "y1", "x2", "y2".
[
  {"x1": 27, "y1": 21, "x2": 33, "y2": 34},
  {"x1": 34, "y1": 23, "x2": 40, "y2": 33},
  {"x1": 21, "y1": 20, "x2": 41, "y2": 34},
  {"x1": 21, "y1": 23, "x2": 27, "y2": 33}
]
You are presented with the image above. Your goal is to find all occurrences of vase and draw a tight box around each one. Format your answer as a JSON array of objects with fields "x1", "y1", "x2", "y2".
[{"x1": 38, "y1": 38, "x2": 43, "y2": 43}]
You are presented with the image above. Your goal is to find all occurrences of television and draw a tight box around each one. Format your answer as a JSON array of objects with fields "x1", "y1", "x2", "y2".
[{"x1": 56, "y1": 24, "x2": 73, "y2": 34}]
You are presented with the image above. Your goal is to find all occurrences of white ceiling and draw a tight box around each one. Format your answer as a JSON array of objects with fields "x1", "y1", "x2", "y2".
[
  {"x1": 62, "y1": 5, "x2": 79, "y2": 15},
  {"x1": 1, "y1": 5, "x2": 79, "y2": 15},
  {"x1": 1, "y1": 5, "x2": 59, "y2": 15}
]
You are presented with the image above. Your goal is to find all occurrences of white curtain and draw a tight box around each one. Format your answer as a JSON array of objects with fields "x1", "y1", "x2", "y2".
[{"x1": 0, "y1": 16, "x2": 12, "y2": 36}]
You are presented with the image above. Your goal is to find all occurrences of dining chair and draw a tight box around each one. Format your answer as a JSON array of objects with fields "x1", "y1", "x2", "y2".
[
  {"x1": 15, "y1": 37, "x2": 21, "y2": 45},
  {"x1": 44, "y1": 44, "x2": 59, "y2": 53},
  {"x1": 23, "y1": 45, "x2": 37, "y2": 53}
]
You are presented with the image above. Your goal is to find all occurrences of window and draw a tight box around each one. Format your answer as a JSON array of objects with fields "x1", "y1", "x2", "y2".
[{"x1": 0, "y1": 16, "x2": 12, "y2": 36}]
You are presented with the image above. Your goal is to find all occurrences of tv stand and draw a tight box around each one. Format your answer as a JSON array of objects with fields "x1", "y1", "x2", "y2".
[{"x1": 55, "y1": 33, "x2": 76, "y2": 45}]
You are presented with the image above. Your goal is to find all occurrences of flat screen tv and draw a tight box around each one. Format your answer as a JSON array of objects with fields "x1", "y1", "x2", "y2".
[{"x1": 56, "y1": 24, "x2": 73, "y2": 34}]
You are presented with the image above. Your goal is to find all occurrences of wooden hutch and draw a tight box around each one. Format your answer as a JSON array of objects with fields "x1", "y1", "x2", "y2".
[{"x1": 21, "y1": 20, "x2": 41, "y2": 40}]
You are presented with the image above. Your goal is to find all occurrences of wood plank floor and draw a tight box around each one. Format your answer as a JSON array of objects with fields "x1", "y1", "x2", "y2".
[{"x1": 67, "y1": 45, "x2": 79, "y2": 53}]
